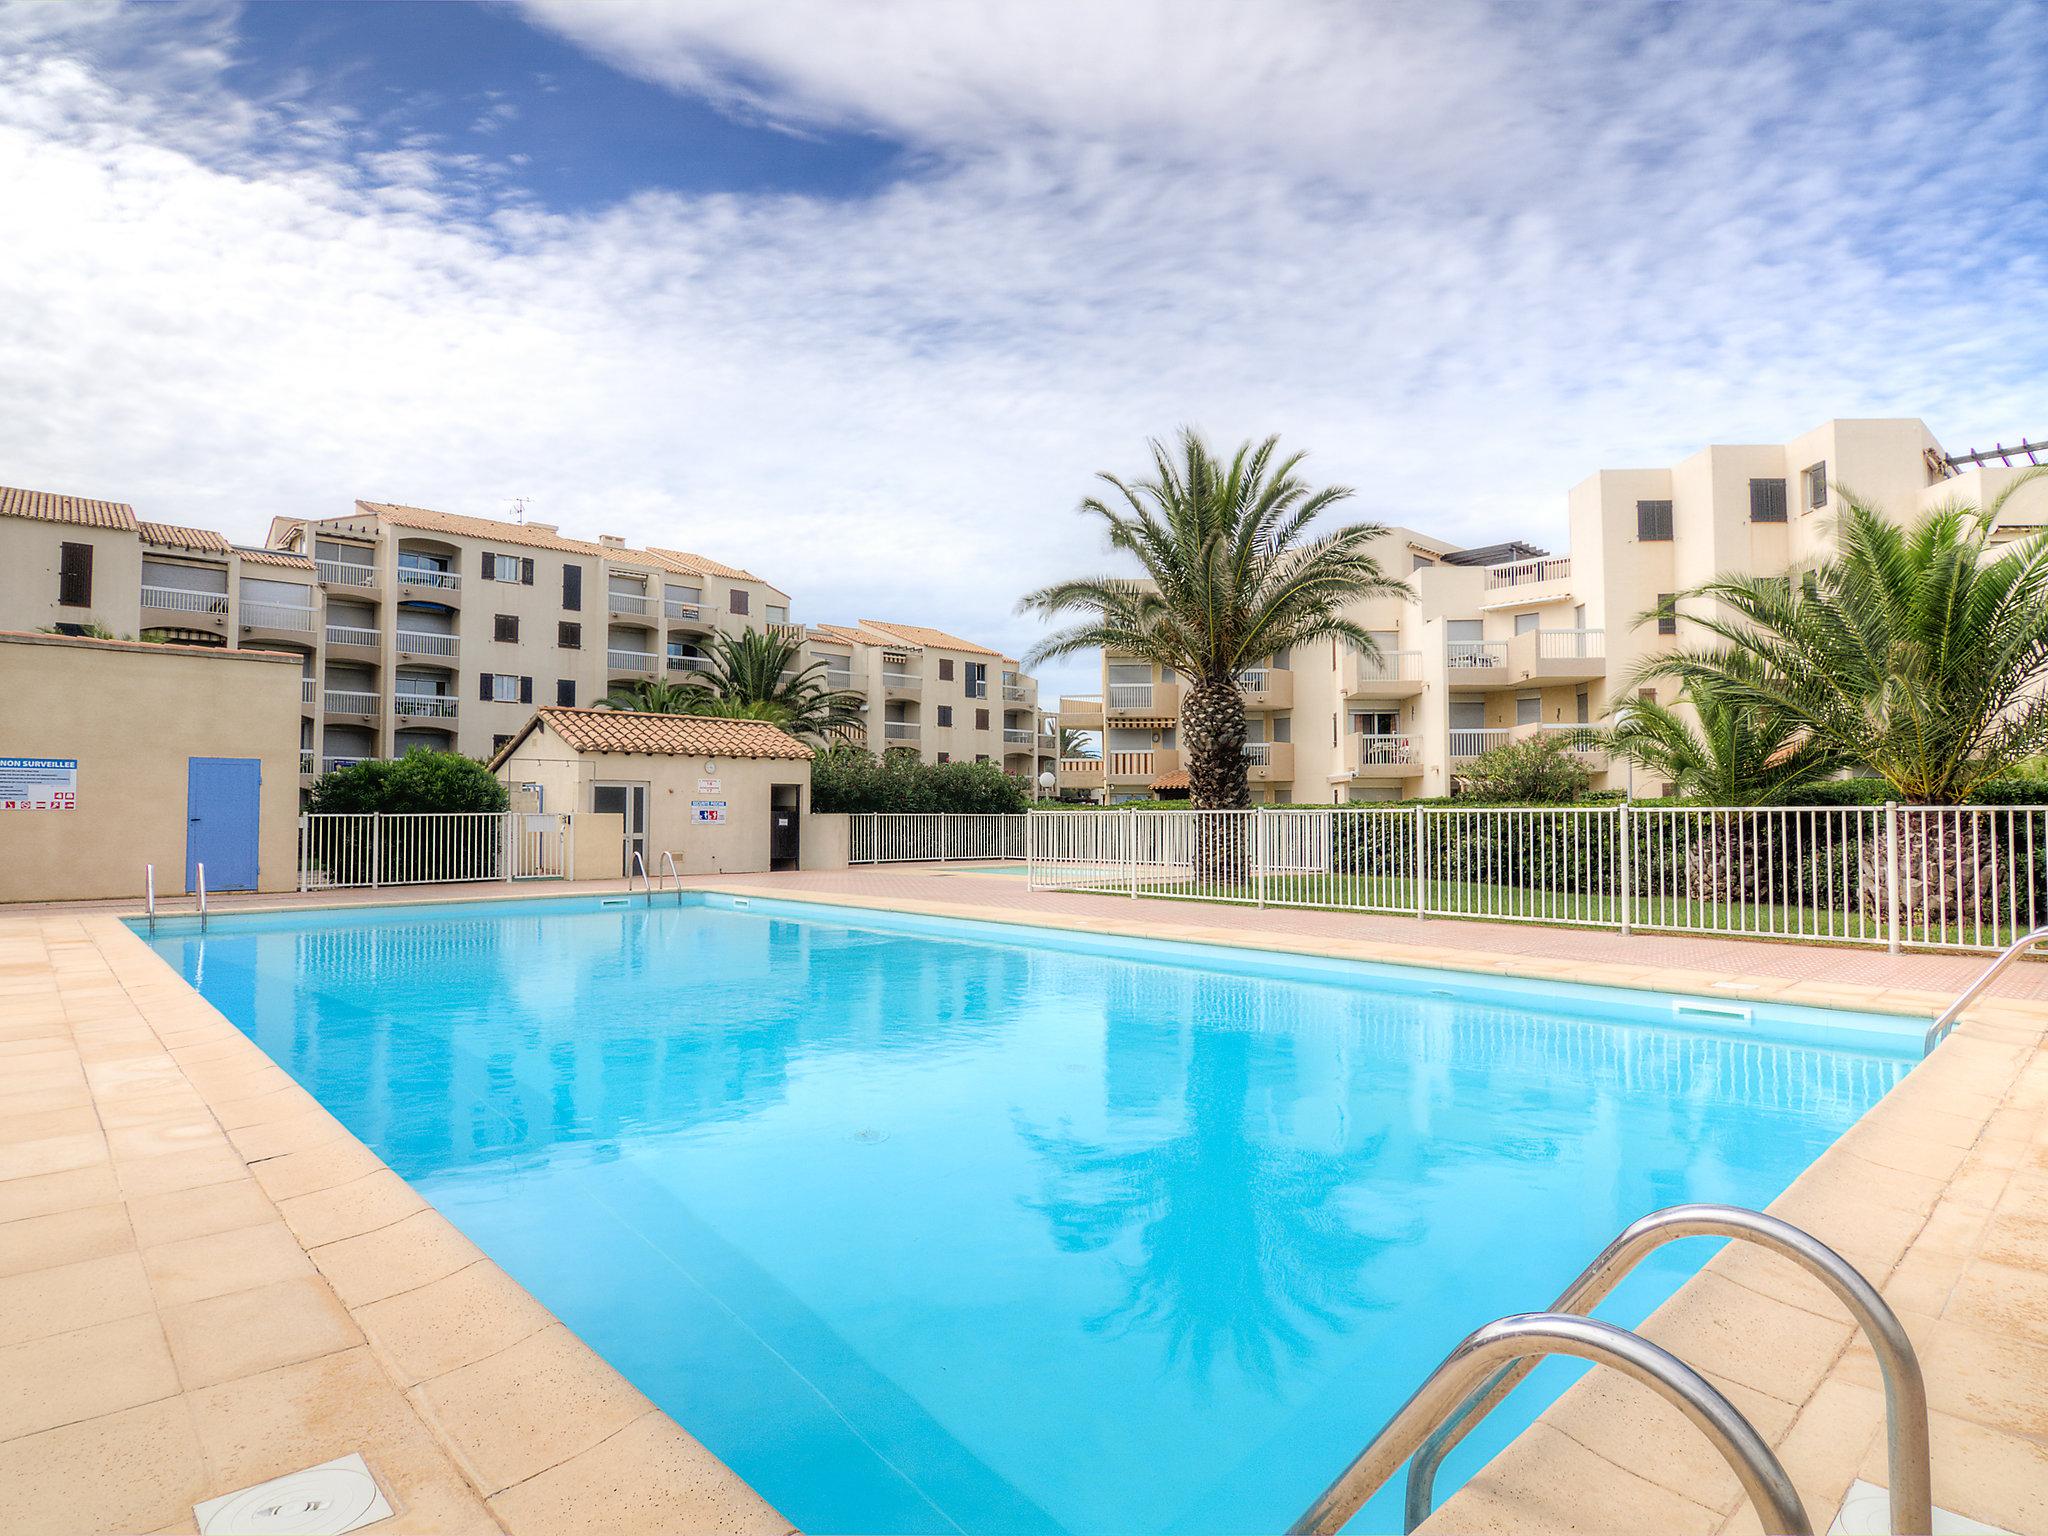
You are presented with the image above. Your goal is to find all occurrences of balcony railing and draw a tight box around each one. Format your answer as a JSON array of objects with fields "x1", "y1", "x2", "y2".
[
  {"x1": 608, "y1": 591, "x2": 653, "y2": 615},
  {"x1": 608, "y1": 648, "x2": 658, "y2": 670},
  {"x1": 1351, "y1": 648, "x2": 1421, "y2": 683},
  {"x1": 666, "y1": 654, "x2": 712, "y2": 673},
  {"x1": 1059, "y1": 756, "x2": 1104, "y2": 778},
  {"x1": 1445, "y1": 640, "x2": 1507, "y2": 670},
  {"x1": 1483, "y1": 555, "x2": 1571, "y2": 590},
  {"x1": 1356, "y1": 733, "x2": 1418, "y2": 766},
  {"x1": 320, "y1": 755, "x2": 367, "y2": 774},
  {"x1": 1107, "y1": 750, "x2": 1161, "y2": 778},
  {"x1": 395, "y1": 629, "x2": 457, "y2": 656},
  {"x1": 884, "y1": 721, "x2": 921, "y2": 741},
  {"x1": 1242, "y1": 741, "x2": 1273, "y2": 765},
  {"x1": 1107, "y1": 684, "x2": 1154, "y2": 710},
  {"x1": 324, "y1": 690, "x2": 379, "y2": 715},
  {"x1": 663, "y1": 598, "x2": 704, "y2": 622},
  {"x1": 396, "y1": 565, "x2": 460, "y2": 590},
  {"x1": 1531, "y1": 627, "x2": 1605, "y2": 660},
  {"x1": 1536, "y1": 722, "x2": 1608, "y2": 752},
  {"x1": 882, "y1": 671, "x2": 920, "y2": 690},
  {"x1": 1003, "y1": 728, "x2": 1034, "y2": 745},
  {"x1": 241, "y1": 601, "x2": 316, "y2": 633},
  {"x1": 299, "y1": 748, "x2": 314, "y2": 775},
  {"x1": 822, "y1": 669, "x2": 854, "y2": 690},
  {"x1": 1449, "y1": 726, "x2": 1511, "y2": 758},
  {"x1": 300, "y1": 677, "x2": 316, "y2": 705},
  {"x1": 326, "y1": 624, "x2": 379, "y2": 648},
  {"x1": 393, "y1": 695, "x2": 458, "y2": 718},
  {"x1": 316, "y1": 559, "x2": 377, "y2": 588},
  {"x1": 140, "y1": 585, "x2": 228, "y2": 615},
  {"x1": 1003, "y1": 683, "x2": 1029, "y2": 702}
]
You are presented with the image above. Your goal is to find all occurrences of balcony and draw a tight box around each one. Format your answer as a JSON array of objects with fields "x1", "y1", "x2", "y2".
[
  {"x1": 1237, "y1": 668, "x2": 1294, "y2": 709},
  {"x1": 139, "y1": 586, "x2": 230, "y2": 637},
  {"x1": 300, "y1": 677, "x2": 316, "y2": 708},
  {"x1": 663, "y1": 597, "x2": 713, "y2": 633},
  {"x1": 299, "y1": 748, "x2": 314, "y2": 776},
  {"x1": 608, "y1": 648, "x2": 658, "y2": 674},
  {"x1": 1003, "y1": 727, "x2": 1035, "y2": 746},
  {"x1": 1519, "y1": 720, "x2": 1610, "y2": 768},
  {"x1": 1108, "y1": 681, "x2": 1180, "y2": 718},
  {"x1": 882, "y1": 670, "x2": 921, "y2": 698},
  {"x1": 1060, "y1": 695, "x2": 1103, "y2": 729},
  {"x1": 821, "y1": 668, "x2": 854, "y2": 691},
  {"x1": 240, "y1": 600, "x2": 316, "y2": 640},
  {"x1": 1346, "y1": 648, "x2": 1424, "y2": 699},
  {"x1": 325, "y1": 623, "x2": 381, "y2": 661},
  {"x1": 1444, "y1": 639, "x2": 1508, "y2": 685},
  {"x1": 666, "y1": 653, "x2": 713, "y2": 675},
  {"x1": 1352, "y1": 733, "x2": 1423, "y2": 778},
  {"x1": 1108, "y1": 747, "x2": 1178, "y2": 782},
  {"x1": 607, "y1": 590, "x2": 657, "y2": 628},
  {"x1": 1448, "y1": 726, "x2": 1511, "y2": 760},
  {"x1": 395, "y1": 628, "x2": 457, "y2": 658},
  {"x1": 316, "y1": 559, "x2": 379, "y2": 592},
  {"x1": 393, "y1": 695, "x2": 458, "y2": 720},
  {"x1": 1002, "y1": 680, "x2": 1033, "y2": 704},
  {"x1": 1057, "y1": 756, "x2": 1104, "y2": 787},
  {"x1": 1479, "y1": 555, "x2": 1574, "y2": 610},
  {"x1": 883, "y1": 721, "x2": 921, "y2": 743},
  {"x1": 396, "y1": 564, "x2": 459, "y2": 592},
  {"x1": 1507, "y1": 627, "x2": 1605, "y2": 683},
  {"x1": 320, "y1": 755, "x2": 368, "y2": 774},
  {"x1": 1242, "y1": 740, "x2": 1294, "y2": 784},
  {"x1": 323, "y1": 689, "x2": 379, "y2": 720}
]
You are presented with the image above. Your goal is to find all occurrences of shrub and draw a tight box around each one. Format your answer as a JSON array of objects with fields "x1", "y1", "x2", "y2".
[
  {"x1": 1453, "y1": 734, "x2": 1592, "y2": 804},
  {"x1": 307, "y1": 749, "x2": 508, "y2": 816},
  {"x1": 811, "y1": 747, "x2": 1029, "y2": 815}
]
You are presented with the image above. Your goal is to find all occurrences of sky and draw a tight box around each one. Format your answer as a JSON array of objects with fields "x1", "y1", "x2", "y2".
[{"x1": 2, "y1": 1, "x2": 2045, "y2": 703}]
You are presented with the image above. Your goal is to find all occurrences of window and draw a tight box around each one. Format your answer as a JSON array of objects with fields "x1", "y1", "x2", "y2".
[
  {"x1": 1802, "y1": 462, "x2": 1828, "y2": 510},
  {"x1": 1655, "y1": 594, "x2": 1677, "y2": 635},
  {"x1": 1411, "y1": 554, "x2": 1435, "y2": 572},
  {"x1": 556, "y1": 679, "x2": 576, "y2": 707},
  {"x1": 480, "y1": 673, "x2": 530, "y2": 703},
  {"x1": 975, "y1": 754, "x2": 989, "y2": 764},
  {"x1": 728, "y1": 588, "x2": 749, "y2": 616},
  {"x1": 937, "y1": 705, "x2": 954, "y2": 727},
  {"x1": 562, "y1": 564, "x2": 582, "y2": 611},
  {"x1": 480, "y1": 552, "x2": 532, "y2": 584},
  {"x1": 937, "y1": 752, "x2": 950, "y2": 764},
  {"x1": 558, "y1": 621, "x2": 581, "y2": 649},
  {"x1": 1638, "y1": 686, "x2": 1657, "y2": 704},
  {"x1": 1513, "y1": 612, "x2": 1539, "y2": 635},
  {"x1": 975, "y1": 708, "x2": 990, "y2": 730},
  {"x1": 494, "y1": 614, "x2": 518, "y2": 643},
  {"x1": 1750, "y1": 478, "x2": 1788, "y2": 523},
  {"x1": 57, "y1": 542, "x2": 92, "y2": 607},
  {"x1": 493, "y1": 734, "x2": 513, "y2": 755},
  {"x1": 1515, "y1": 694, "x2": 1540, "y2": 726},
  {"x1": 1637, "y1": 499, "x2": 1674, "y2": 541},
  {"x1": 965, "y1": 662, "x2": 988, "y2": 698},
  {"x1": 938, "y1": 658, "x2": 954, "y2": 681}
]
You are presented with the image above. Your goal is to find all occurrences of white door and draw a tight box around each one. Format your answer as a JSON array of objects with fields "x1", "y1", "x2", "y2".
[{"x1": 591, "y1": 782, "x2": 648, "y2": 875}]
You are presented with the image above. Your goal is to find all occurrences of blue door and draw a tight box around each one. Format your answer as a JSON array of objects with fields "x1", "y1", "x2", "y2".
[{"x1": 186, "y1": 757, "x2": 262, "y2": 892}]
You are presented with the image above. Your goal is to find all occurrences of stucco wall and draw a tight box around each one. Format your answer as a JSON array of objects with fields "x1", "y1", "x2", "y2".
[{"x1": 0, "y1": 632, "x2": 301, "y2": 902}]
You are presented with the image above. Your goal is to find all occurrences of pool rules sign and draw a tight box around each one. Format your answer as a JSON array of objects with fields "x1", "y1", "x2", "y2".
[{"x1": 0, "y1": 758, "x2": 79, "y2": 811}]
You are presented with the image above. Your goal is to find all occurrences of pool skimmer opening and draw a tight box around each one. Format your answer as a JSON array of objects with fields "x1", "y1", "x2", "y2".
[{"x1": 194, "y1": 1453, "x2": 392, "y2": 1535}]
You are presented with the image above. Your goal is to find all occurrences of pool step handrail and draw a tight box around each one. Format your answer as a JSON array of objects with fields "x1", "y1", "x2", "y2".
[
  {"x1": 1924, "y1": 923, "x2": 2048, "y2": 1055},
  {"x1": 659, "y1": 850, "x2": 681, "y2": 904},
  {"x1": 145, "y1": 863, "x2": 156, "y2": 930},
  {"x1": 1399, "y1": 1203, "x2": 1930, "y2": 1536},
  {"x1": 629, "y1": 848, "x2": 647, "y2": 900},
  {"x1": 1285, "y1": 1311, "x2": 1813, "y2": 1536},
  {"x1": 196, "y1": 862, "x2": 207, "y2": 929}
]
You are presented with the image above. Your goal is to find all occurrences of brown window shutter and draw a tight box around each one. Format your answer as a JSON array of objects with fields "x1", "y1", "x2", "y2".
[
  {"x1": 938, "y1": 658, "x2": 954, "y2": 681},
  {"x1": 57, "y1": 542, "x2": 93, "y2": 606},
  {"x1": 481, "y1": 552, "x2": 496, "y2": 581},
  {"x1": 519, "y1": 676, "x2": 533, "y2": 704},
  {"x1": 521, "y1": 558, "x2": 535, "y2": 585},
  {"x1": 976, "y1": 708, "x2": 989, "y2": 730},
  {"x1": 479, "y1": 672, "x2": 492, "y2": 701},
  {"x1": 562, "y1": 564, "x2": 582, "y2": 611}
]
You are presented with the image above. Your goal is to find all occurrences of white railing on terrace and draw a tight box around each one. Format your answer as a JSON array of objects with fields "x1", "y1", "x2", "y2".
[
  {"x1": 324, "y1": 689, "x2": 378, "y2": 714},
  {"x1": 823, "y1": 669, "x2": 854, "y2": 690},
  {"x1": 140, "y1": 585, "x2": 227, "y2": 615},
  {"x1": 1004, "y1": 728, "x2": 1035, "y2": 745},
  {"x1": 1446, "y1": 641, "x2": 1506, "y2": 669},
  {"x1": 883, "y1": 671, "x2": 921, "y2": 690},
  {"x1": 326, "y1": 624, "x2": 379, "y2": 647},
  {"x1": 1484, "y1": 555, "x2": 1572, "y2": 590},
  {"x1": 300, "y1": 677, "x2": 316, "y2": 705},
  {"x1": 1538, "y1": 723, "x2": 1608, "y2": 751},
  {"x1": 393, "y1": 695, "x2": 458, "y2": 718},
  {"x1": 320, "y1": 755, "x2": 366, "y2": 774},
  {"x1": 1027, "y1": 803, "x2": 2048, "y2": 955},
  {"x1": 300, "y1": 811, "x2": 573, "y2": 889},
  {"x1": 317, "y1": 559, "x2": 377, "y2": 587},
  {"x1": 667, "y1": 654, "x2": 713, "y2": 673},
  {"x1": 242, "y1": 601, "x2": 316, "y2": 632},
  {"x1": 395, "y1": 629, "x2": 457, "y2": 656},
  {"x1": 396, "y1": 566, "x2": 459, "y2": 590},
  {"x1": 1004, "y1": 683, "x2": 1029, "y2": 702},
  {"x1": 298, "y1": 748, "x2": 313, "y2": 774},
  {"x1": 1357, "y1": 733, "x2": 1418, "y2": 766},
  {"x1": 1353, "y1": 649, "x2": 1422, "y2": 682},
  {"x1": 1243, "y1": 742, "x2": 1273, "y2": 765},
  {"x1": 664, "y1": 598, "x2": 705, "y2": 621},
  {"x1": 1533, "y1": 627, "x2": 1604, "y2": 660},
  {"x1": 848, "y1": 813, "x2": 1028, "y2": 863},
  {"x1": 1237, "y1": 669, "x2": 1276, "y2": 694},
  {"x1": 883, "y1": 721, "x2": 921, "y2": 741},
  {"x1": 1449, "y1": 727, "x2": 1511, "y2": 758},
  {"x1": 1108, "y1": 684, "x2": 1155, "y2": 710},
  {"x1": 608, "y1": 648, "x2": 657, "y2": 670},
  {"x1": 608, "y1": 591, "x2": 653, "y2": 615}
]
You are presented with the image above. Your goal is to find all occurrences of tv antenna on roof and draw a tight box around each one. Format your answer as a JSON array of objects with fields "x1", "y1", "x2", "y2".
[{"x1": 509, "y1": 497, "x2": 529, "y2": 523}]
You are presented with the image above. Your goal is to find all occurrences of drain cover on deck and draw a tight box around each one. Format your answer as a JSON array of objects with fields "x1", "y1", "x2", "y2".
[
  {"x1": 194, "y1": 1453, "x2": 392, "y2": 1535},
  {"x1": 1827, "y1": 1479, "x2": 2015, "y2": 1536}
]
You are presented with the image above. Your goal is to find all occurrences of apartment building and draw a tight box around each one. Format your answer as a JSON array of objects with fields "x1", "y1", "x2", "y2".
[
  {"x1": 1055, "y1": 418, "x2": 2048, "y2": 804},
  {"x1": 801, "y1": 620, "x2": 1056, "y2": 783}
]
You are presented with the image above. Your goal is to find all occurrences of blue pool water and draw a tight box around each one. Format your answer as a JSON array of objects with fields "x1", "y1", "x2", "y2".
[{"x1": 140, "y1": 894, "x2": 1918, "y2": 1535}]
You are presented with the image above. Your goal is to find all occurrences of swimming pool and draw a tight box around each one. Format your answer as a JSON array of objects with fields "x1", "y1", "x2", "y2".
[{"x1": 139, "y1": 894, "x2": 1918, "y2": 1535}]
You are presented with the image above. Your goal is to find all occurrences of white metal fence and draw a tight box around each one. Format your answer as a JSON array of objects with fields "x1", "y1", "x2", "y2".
[
  {"x1": 1028, "y1": 804, "x2": 2048, "y2": 952},
  {"x1": 848, "y1": 813, "x2": 1029, "y2": 863},
  {"x1": 299, "y1": 812, "x2": 573, "y2": 890}
]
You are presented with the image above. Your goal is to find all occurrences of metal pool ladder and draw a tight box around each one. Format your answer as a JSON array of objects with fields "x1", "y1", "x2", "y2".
[
  {"x1": 1924, "y1": 923, "x2": 2048, "y2": 1055},
  {"x1": 659, "y1": 850, "x2": 682, "y2": 904},
  {"x1": 1287, "y1": 1203, "x2": 1931, "y2": 1536}
]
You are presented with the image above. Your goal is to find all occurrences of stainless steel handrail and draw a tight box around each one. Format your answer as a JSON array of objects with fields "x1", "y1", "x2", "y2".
[
  {"x1": 629, "y1": 849, "x2": 647, "y2": 900},
  {"x1": 1402, "y1": 1203, "x2": 1930, "y2": 1534},
  {"x1": 196, "y1": 862, "x2": 207, "y2": 929},
  {"x1": 1925, "y1": 923, "x2": 2048, "y2": 1054},
  {"x1": 1286, "y1": 1312, "x2": 1811, "y2": 1536},
  {"x1": 145, "y1": 863, "x2": 156, "y2": 928},
  {"x1": 659, "y1": 850, "x2": 680, "y2": 904}
]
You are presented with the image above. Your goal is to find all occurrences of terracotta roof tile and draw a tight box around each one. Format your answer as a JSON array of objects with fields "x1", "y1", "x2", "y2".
[
  {"x1": 234, "y1": 547, "x2": 316, "y2": 569},
  {"x1": 138, "y1": 521, "x2": 230, "y2": 552},
  {"x1": 352, "y1": 501, "x2": 610, "y2": 557},
  {"x1": 857, "y1": 619, "x2": 1012, "y2": 660},
  {"x1": 1150, "y1": 769, "x2": 1191, "y2": 791},
  {"x1": 490, "y1": 706, "x2": 814, "y2": 770},
  {"x1": 0, "y1": 484, "x2": 137, "y2": 531},
  {"x1": 644, "y1": 546, "x2": 763, "y2": 583}
]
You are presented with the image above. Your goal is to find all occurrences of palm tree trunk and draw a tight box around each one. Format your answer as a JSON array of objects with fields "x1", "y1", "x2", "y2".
[{"x1": 1182, "y1": 674, "x2": 1250, "y2": 810}]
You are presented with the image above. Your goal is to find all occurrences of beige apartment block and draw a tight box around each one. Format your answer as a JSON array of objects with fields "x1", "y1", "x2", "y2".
[
  {"x1": 1055, "y1": 419, "x2": 2048, "y2": 804},
  {"x1": 801, "y1": 620, "x2": 1055, "y2": 785}
]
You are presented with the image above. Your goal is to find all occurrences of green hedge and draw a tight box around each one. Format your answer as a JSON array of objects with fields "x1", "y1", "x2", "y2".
[{"x1": 812, "y1": 747, "x2": 1029, "y2": 815}]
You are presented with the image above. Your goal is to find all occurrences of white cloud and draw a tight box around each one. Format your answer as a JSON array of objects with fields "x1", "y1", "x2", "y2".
[{"x1": 1, "y1": 1, "x2": 2045, "y2": 703}]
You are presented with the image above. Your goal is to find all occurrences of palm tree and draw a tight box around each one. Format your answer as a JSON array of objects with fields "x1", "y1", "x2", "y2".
[
  {"x1": 598, "y1": 677, "x2": 701, "y2": 714},
  {"x1": 674, "y1": 627, "x2": 866, "y2": 744},
  {"x1": 1608, "y1": 672, "x2": 1841, "y2": 805},
  {"x1": 1641, "y1": 474, "x2": 2048, "y2": 804},
  {"x1": 1057, "y1": 726, "x2": 1098, "y2": 760},
  {"x1": 1022, "y1": 430, "x2": 1407, "y2": 810}
]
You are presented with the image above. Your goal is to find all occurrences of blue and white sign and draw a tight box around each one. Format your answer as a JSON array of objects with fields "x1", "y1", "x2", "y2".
[
  {"x1": 691, "y1": 799, "x2": 728, "y2": 824},
  {"x1": 0, "y1": 757, "x2": 79, "y2": 811}
]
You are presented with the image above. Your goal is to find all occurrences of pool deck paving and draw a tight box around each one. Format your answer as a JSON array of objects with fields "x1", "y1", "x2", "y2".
[{"x1": 2, "y1": 865, "x2": 2046, "y2": 1535}]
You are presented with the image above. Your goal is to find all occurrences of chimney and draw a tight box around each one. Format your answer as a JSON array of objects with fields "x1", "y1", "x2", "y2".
[{"x1": 599, "y1": 535, "x2": 625, "y2": 549}]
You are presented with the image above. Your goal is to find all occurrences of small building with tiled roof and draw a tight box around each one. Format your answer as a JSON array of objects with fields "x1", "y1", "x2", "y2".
[{"x1": 489, "y1": 706, "x2": 830, "y2": 877}]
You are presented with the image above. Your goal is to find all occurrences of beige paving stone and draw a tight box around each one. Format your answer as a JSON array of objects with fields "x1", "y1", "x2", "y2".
[
  {"x1": 0, "y1": 1161, "x2": 119, "y2": 1223},
  {"x1": 357, "y1": 1259, "x2": 555, "y2": 1388},
  {"x1": 106, "y1": 1115, "x2": 232, "y2": 1163},
  {"x1": 1913, "y1": 1317, "x2": 2048, "y2": 1440},
  {"x1": 0, "y1": 1078, "x2": 92, "y2": 1114},
  {"x1": 1858, "y1": 1406, "x2": 2048, "y2": 1535},
  {"x1": 0, "y1": 1312, "x2": 179, "y2": 1441},
  {"x1": 160, "y1": 1272, "x2": 364, "y2": 1390},
  {"x1": 0, "y1": 1129, "x2": 107, "y2": 1182},
  {"x1": 226, "y1": 1106, "x2": 352, "y2": 1164},
  {"x1": 0, "y1": 1249, "x2": 155, "y2": 1346},
  {"x1": 311, "y1": 1207, "x2": 484, "y2": 1309},
  {"x1": 1634, "y1": 1270, "x2": 1853, "y2": 1404},
  {"x1": 411, "y1": 1323, "x2": 652, "y2": 1495},
  {"x1": 278, "y1": 1167, "x2": 428, "y2": 1248},
  {"x1": 115, "y1": 1142, "x2": 250, "y2": 1199},
  {"x1": 95, "y1": 1086, "x2": 214, "y2": 1130},
  {"x1": 125, "y1": 1176, "x2": 275, "y2": 1249},
  {"x1": 488, "y1": 1410, "x2": 795, "y2": 1536},
  {"x1": 0, "y1": 1101, "x2": 100, "y2": 1144},
  {"x1": 0, "y1": 1395, "x2": 209, "y2": 1536},
  {"x1": 1414, "y1": 1421, "x2": 1723, "y2": 1536},
  {"x1": 0, "y1": 1200, "x2": 132, "y2": 1279},
  {"x1": 249, "y1": 1134, "x2": 387, "y2": 1202},
  {"x1": 188, "y1": 1346, "x2": 497, "y2": 1536},
  {"x1": 1712, "y1": 1377, "x2": 1886, "y2": 1536},
  {"x1": 142, "y1": 1217, "x2": 315, "y2": 1308},
  {"x1": 213, "y1": 1083, "x2": 321, "y2": 1130},
  {"x1": 1945, "y1": 1255, "x2": 2048, "y2": 1348}
]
